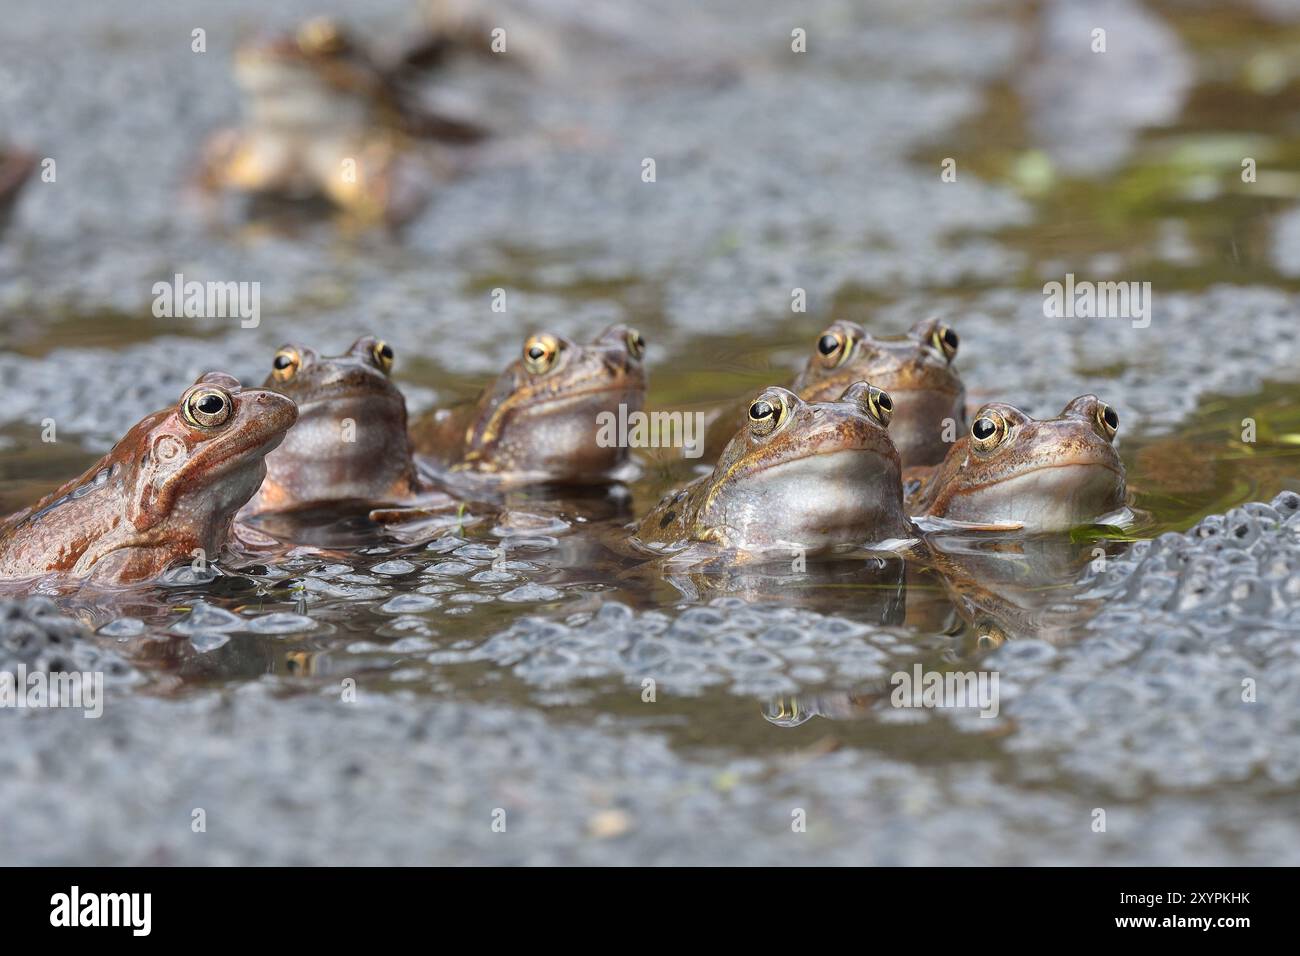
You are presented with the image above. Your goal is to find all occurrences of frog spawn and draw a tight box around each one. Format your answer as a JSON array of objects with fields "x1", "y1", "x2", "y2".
[
  {"x1": 0, "y1": 597, "x2": 139, "y2": 683},
  {"x1": 998, "y1": 491, "x2": 1300, "y2": 792},
  {"x1": 432, "y1": 491, "x2": 1300, "y2": 805},
  {"x1": 454, "y1": 598, "x2": 915, "y2": 699}
]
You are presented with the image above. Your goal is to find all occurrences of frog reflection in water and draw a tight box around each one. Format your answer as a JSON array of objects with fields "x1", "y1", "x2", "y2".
[
  {"x1": 411, "y1": 324, "x2": 649, "y2": 487},
  {"x1": 760, "y1": 532, "x2": 1123, "y2": 730},
  {"x1": 0, "y1": 374, "x2": 297, "y2": 584},
  {"x1": 199, "y1": 17, "x2": 486, "y2": 224},
  {"x1": 633, "y1": 382, "x2": 912, "y2": 561},
  {"x1": 906, "y1": 395, "x2": 1127, "y2": 532},
  {"x1": 704, "y1": 318, "x2": 965, "y2": 467},
  {"x1": 242, "y1": 335, "x2": 440, "y2": 518}
]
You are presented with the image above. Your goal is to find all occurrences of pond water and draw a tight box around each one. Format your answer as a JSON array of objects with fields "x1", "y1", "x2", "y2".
[{"x1": 2, "y1": 0, "x2": 1300, "y2": 865}]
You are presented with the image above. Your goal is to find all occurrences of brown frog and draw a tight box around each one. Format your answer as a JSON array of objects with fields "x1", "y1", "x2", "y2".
[
  {"x1": 0, "y1": 146, "x2": 36, "y2": 235},
  {"x1": 243, "y1": 336, "x2": 423, "y2": 516},
  {"x1": 905, "y1": 395, "x2": 1127, "y2": 531},
  {"x1": 0, "y1": 374, "x2": 297, "y2": 584},
  {"x1": 632, "y1": 382, "x2": 911, "y2": 560},
  {"x1": 0, "y1": 146, "x2": 35, "y2": 232},
  {"x1": 199, "y1": 17, "x2": 486, "y2": 224},
  {"x1": 704, "y1": 317, "x2": 965, "y2": 467},
  {"x1": 411, "y1": 324, "x2": 648, "y2": 485}
]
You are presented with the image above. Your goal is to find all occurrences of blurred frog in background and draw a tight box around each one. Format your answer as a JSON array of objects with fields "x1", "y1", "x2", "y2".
[
  {"x1": 199, "y1": 16, "x2": 487, "y2": 225},
  {"x1": 0, "y1": 145, "x2": 36, "y2": 235}
]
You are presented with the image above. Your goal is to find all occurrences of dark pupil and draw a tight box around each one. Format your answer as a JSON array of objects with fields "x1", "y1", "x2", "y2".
[
  {"x1": 1103, "y1": 407, "x2": 1118, "y2": 428},
  {"x1": 751, "y1": 401, "x2": 774, "y2": 420},
  {"x1": 818, "y1": 334, "x2": 840, "y2": 356},
  {"x1": 973, "y1": 418, "x2": 996, "y2": 440},
  {"x1": 379, "y1": 345, "x2": 393, "y2": 360},
  {"x1": 943, "y1": 329, "x2": 959, "y2": 350},
  {"x1": 273, "y1": 354, "x2": 293, "y2": 369},
  {"x1": 198, "y1": 395, "x2": 224, "y2": 415},
  {"x1": 877, "y1": 392, "x2": 892, "y2": 410},
  {"x1": 528, "y1": 346, "x2": 546, "y2": 360}
]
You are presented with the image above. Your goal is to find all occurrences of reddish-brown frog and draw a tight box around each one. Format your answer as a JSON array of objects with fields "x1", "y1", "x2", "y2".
[
  {"x1": 411, "y1": 324, "x2": 648, "y2": 486},
  {"x1": 0, "y1": 374, "x2": 297, "y2": 584}
]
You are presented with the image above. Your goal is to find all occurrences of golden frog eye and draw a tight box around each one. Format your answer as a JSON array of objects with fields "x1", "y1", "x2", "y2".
[
  {"x1": 625, "y1": 328, "x2": 646, "y2": 359},
  {"x1": 371, "y1": 339, "x2": 395, "y2": 374},
  {"x1": 748, "y1": 394, "x2": 786, "y2": 437},
  {"x1": 815, "y1": 327, "x2": 854, "y2": 368},
  {"x1": 183, "y1": 387, "x2": 233, "y2": 429},
  {"x1": 523, "y1": 333, "x2": 562, "y2": 375},
  {"x1": 930, "y1": 324, "x2": 959, "y2": 362},
  {"x1": 971, "y1": 410, "x2": 1009, "y2": 451},
  {"x1": 867, "y1": 385, "x2": 893, "y2": 427},
  {"x1": 272, "y1": 347, "x2": 300, "y2": 382},
  {"x1": 1096, "y1": 402, "x2": 1119, "y2": 439},
  {"x1": 764, "y1": 696, "x2": 803, "y2": 725}
]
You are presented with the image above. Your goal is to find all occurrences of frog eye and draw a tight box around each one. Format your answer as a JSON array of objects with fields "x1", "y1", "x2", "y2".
[
  {"x1": 1095, "y1": 402, "x2": 1119, "y2": 439},
  {"x1": 971, "y1": 410, "x2": 1009, "y2": 451},
  {"x1": 929, "y1": 324, "x2": 959, "y2": 362},
  {"x1": 815, "y1": 327, "x2": 854, "y2": 368},
  {"x1": 272, "y1": 347, "x2": 301, "y2": 382},
  {"x1": 370, "y1": 340, "x2": 395, "y2": 374},
  {"x1": 840, "y1": 381, "x2": 892, "y2": 427},
  {"x1": 866, "y1": 385, "x2": 893, "y2": 427},
  {"x1": 748, "y1": 394, "x2": 787, "y2": 438},
  {"x1": 182, "y1": 387, "x2": 233, "y2": 429},
  {"x1": 523, "y1": 333, "x2": 562, "y2": 375},
  {"x1": 625, "y1": 328, "x2": 646, "y2": 360}
]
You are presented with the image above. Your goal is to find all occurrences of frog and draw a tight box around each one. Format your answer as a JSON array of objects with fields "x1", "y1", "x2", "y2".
[
  {"x1": 242, "y1": 336, "x2": 427, "y2": 516},
  {"x1": 0, "y1": 145, "x2": 36, "y2": 235},
  {"x1": 702, "y1": 317, "x2": 966, "y2": 467},
  {"x1": 631, "y1": 382, "x2": 912, "y2": 561},
  {"x1": 0, "y1": 373, "x2": 297, "y2": 584},
  {"x1": 404, "y1": 0, "x2": 560, "y2": 74},
  {"x1": 410, "y1": 324, "x2": 648, "y2": 486},
  {"x1": 904, "y1": 395, "x2": 1127, "y2": 531},
  {"x1": 198, "y1": 16, "x2": 486, "y2": 224}
]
